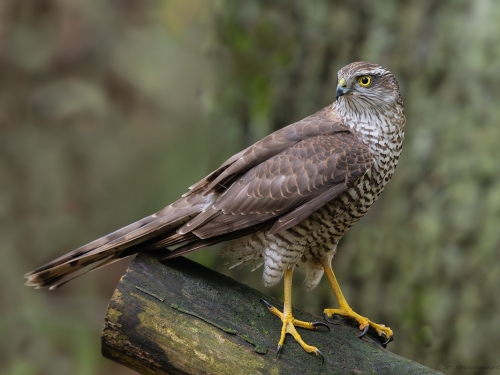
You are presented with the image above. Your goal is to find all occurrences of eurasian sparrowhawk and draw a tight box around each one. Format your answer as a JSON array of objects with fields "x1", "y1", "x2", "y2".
[{"x1": 26, "y1": 62, "x2": 405, "y2": 359}]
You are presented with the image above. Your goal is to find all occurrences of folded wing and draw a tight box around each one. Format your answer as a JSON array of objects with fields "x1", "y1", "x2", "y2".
[{"x1": 25, "y1": 107, "x2": 372, "y2": 288}]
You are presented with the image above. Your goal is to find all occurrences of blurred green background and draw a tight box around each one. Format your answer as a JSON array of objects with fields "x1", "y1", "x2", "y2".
[{"x1": 2, "y1": 0, "x2": 500, "y2": 374}]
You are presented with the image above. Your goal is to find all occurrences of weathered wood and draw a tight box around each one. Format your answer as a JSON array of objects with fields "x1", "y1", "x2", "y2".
[{"x1": 101, "y1": 254, "x2": 442, "y2": 375}]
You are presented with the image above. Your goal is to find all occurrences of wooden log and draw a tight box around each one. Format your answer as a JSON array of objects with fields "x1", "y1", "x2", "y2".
[{"x1": 101, "y1": 254, "x2": 442, "y2": 375}]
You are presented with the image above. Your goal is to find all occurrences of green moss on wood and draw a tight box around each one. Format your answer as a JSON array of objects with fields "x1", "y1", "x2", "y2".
[
  {"x1": 133, "y1": 293, "x2": 269, "y2": 374},
  {"x1": 101, "y1": 254, "x2": 443, "y2": 375},
  {"x1": 112, "y1": 289, "x2": 123, "y2": 306},
  {"x1": 106, "y1": 308, "x2": 122, "y2": 325}
]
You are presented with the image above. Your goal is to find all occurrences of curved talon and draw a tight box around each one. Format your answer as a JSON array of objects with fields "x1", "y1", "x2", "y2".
[
  {"x1": 276, "y1": 344, "x2": 283, "y2": 356},
  {"x1": 316, "y1": 349, "x2": 325, "y2": 364},
  {"x1": 323, "y1": 312, "x2": 339, "y2": 325},
  {"x1": 357, "y1": 325, "x2": 369, "y2": 338},
  {"x1": 382, "y1": 336, "x2": 393, "y2": 348},
  {"x1": 260, "y1": 298, "x2": 274, "y2": 309},
  {"x1": 312, "y1": 321, "x2": 330, "y2": 331}
]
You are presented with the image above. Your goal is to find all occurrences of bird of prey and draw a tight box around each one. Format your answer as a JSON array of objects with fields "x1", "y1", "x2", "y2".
[{"x1": 26, "y1": 61, "x2": 405, "y2": 360}]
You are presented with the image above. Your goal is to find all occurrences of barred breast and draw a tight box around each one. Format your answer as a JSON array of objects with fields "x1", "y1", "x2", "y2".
[{"x1": 222, "y1": 113, "x2": 404, "y2": 291}]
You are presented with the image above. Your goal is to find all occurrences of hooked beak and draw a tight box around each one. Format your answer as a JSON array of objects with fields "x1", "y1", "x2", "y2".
[{"x1": 336, "y1": 77, "x2": 350, "y2": 100}]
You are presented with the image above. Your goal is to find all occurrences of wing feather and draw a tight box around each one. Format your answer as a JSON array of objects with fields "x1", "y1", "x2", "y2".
[
  {"x1": 182, "y1": 131, "x2": 373, "y2": 239},
  {"x1": 26, "y1": 105, "x2": 373, "y2": 289}
]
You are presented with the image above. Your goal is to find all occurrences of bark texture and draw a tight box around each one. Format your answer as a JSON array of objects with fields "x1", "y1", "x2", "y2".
[{"x1": 101, "y1": 254, "x2": 442, "y2": 375}]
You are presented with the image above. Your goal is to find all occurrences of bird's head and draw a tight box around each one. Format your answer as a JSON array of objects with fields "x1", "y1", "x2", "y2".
[{"x1": 335, "y1": 62, "x2": 403, "y2": 116}]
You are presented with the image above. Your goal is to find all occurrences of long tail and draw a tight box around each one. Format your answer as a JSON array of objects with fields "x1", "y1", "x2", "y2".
[{"x1": 24, "y1": 194, "x2": 207, "y2": 290}]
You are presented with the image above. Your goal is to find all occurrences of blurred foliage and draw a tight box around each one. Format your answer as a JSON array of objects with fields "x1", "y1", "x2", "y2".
[{"x1": 2, "y1": 0, "x2": 500, "y2": 374}]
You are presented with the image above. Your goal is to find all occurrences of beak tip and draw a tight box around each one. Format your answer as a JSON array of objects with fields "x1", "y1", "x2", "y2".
[{"x1": 336, "y1": 86, "x2": 346, "y2": 100}]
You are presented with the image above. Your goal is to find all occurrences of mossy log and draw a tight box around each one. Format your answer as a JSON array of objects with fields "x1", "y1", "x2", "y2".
[{"x1": 101, "y1": 254, "x2": 442, "y2": 375}]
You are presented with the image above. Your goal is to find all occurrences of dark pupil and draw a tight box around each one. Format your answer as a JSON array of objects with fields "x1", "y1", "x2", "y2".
[{"x1": 361, "y1": 77, "x2": 369, "y2": 84}]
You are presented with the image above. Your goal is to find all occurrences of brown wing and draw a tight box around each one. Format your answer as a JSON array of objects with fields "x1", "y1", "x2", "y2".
[
  {"x1": 186, "y1": 107, "x2": 347, "y2": 196},
  {"x1": 25, "y1": 105, "x2": 370, "y2": 288},
  {"x1": 177, "y1": 131, "x2": 373, "y2": 242}
]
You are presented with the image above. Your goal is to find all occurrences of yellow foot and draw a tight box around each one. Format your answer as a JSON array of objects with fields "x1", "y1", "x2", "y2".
[
  {"x1": 261, "y1": 299, "x2": 329, "y2": 362},
  {"x1": 324, "y1": 308, "x2": 393, "y2": 347}
]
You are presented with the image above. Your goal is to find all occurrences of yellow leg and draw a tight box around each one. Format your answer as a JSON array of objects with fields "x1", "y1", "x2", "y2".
[
  {"x1": 320, "y1": 259, "x2": 393, "y2": 346},
  {"x1": 262, "y1": 267, "x2": 328, "y2": 361}
]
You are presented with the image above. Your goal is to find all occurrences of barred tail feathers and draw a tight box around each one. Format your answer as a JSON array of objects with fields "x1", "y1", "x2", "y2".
[{"x1": 25, "y1": 195, "x2": 207, "y2": 289}]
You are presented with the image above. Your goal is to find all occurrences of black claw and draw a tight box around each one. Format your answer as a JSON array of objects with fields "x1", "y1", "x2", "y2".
[
  {"x1": 357, "y1": 325, "x2": 369, "y2": 338},
  {"x1": 323, "y1": 312, "x2": 339, "y2": 325},
  {"x1": 312, "y1": 321, "x2": 330, "y2": 332},
  {"x1": 316, "y1": 349, "x2": 325, "y2": 364},
  {"x1": 260, "y1": 298, "x2": 274, "y2": 310},
  {"x1": 382, "y1": 336, "x2": 394, "y2": 348},
  {"x1": 276, "y1": 344, "x2": 283, "y2": 356}
]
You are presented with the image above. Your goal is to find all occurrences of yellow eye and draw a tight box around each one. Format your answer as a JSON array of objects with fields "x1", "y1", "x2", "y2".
[{"x1": 357, "y1": 76, "x2": 372, "y2": 87}]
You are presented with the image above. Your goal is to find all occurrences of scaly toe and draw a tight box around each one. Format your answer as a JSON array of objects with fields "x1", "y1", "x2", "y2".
[
  {"x1": 263, "y1": 299, "x2": 326, "y2": 361},
  {"x1": 324, "y1": 308, "x2": 393, "y2": 342}
]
